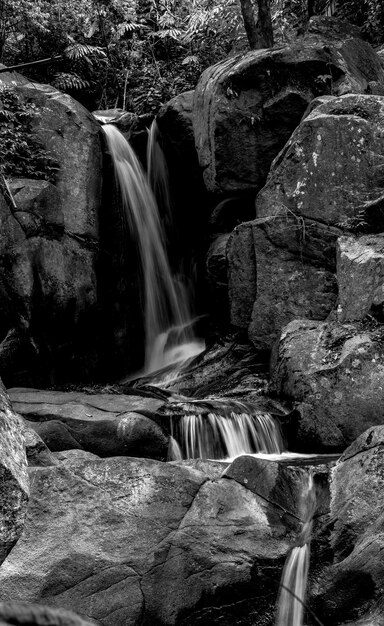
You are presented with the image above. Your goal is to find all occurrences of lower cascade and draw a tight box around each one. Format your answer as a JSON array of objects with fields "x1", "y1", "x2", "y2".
[
  {"x1": 103, "y1": 123, "x2": 204, "y2": 375},
  {"x1": 169, "y1": 399, "x2": 284, "y2": 459},
  {"x1": 276, "y1": 473, "x2": 317, "y2": 626}
]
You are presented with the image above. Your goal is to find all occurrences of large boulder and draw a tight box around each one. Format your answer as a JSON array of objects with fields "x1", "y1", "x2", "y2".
[
  {"x1": 0, "y1": 70, "x2": 103, "y2": 386},
  {"x1": 227, "y1": 93, "x2": 384, "y2": 350},
  {"x1": 0, "y1": 454, "x2": 303, "y2": 625},
  {"x1": 193, "y1": 17, "x2": 384, "y2": 194},
  {"x1": 0, "y1": 380, "x2": 29, "y2": 565},
  {"x1": 270, "y1": 319, "x2": 384, "y2": 450},
  {"x1": 309, "y1": 426, "x2": 384, "y2": 624},
  {"x1": 8, "y1": 388, "x2": 168, "y2": 460}
]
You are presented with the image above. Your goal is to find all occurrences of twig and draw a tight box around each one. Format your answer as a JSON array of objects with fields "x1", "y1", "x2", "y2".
[{"x1": 1, "y1": 174, "x2": 17, "y2": 209}]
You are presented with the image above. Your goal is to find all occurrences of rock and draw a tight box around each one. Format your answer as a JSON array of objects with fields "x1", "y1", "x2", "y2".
[
  {"x1": 0, "y1": 380, "x2": 29, "y2": 565},
  {"x1": 310, "y1": 426, "x2": 384, "y2": 624},
  {"x1": 229, "y1": 214, "x2": 339, "y2": 349},
  {"x1": 0, "y1": 602, "x2": 97, "y2": 625},
  {"x1": 0, "y1": 455, "x2": 294, "y2": 625},
  {"x1": 227, "y1": 93, "x2": 384, "y2": 349},
  {"x1": 24, "y1": 426, "x2": 59, "y2": 467},
  {"x1": 337, "y1": 235, "x2": 384, "y2": 322},
  {"x1": 8, "y1": 388, "x2": 168, "y2": 459},
  {"x1": 227, "y1": 222, "x2": 256, "y2": 329},
  {"x1": 193, "y1": 17, "x2": 384, "y2": 194},
  {"x1": 0, "y1": 69, "x2": 103, "y2": 386},
  {"x1": 156, "y1": 91, "x2": 209, "y2": 290},
  {"x1": 256, "y1": 94, "x2": 384, "y2": 230},
  {"x1": 270, "y1": 319, "x2": 384, "y2": 449}
]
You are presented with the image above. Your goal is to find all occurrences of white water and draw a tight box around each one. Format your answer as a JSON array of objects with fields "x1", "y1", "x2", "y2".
[
  {"x1": 276, "y1": 473, "x2": 316, "y2": 626},
  {"x1": 169, "y1": 400, "x2": 283, "y2": 459},
  {"x1": 103, "y1": 124, "x2": 204, "y2": 374}
]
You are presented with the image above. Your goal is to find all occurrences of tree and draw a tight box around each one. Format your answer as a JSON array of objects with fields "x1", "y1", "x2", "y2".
[{"x1": 240, "y1": 0, "x2": 274, "y2": 49}]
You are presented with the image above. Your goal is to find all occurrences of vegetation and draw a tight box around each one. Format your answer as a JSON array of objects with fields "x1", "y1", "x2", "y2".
[
  {"x1": 0, "y1": 0, "x2": 383, "y2": 114},
  {"x1": 0, "y1": 84, "x2": 57, "y2": 180}
]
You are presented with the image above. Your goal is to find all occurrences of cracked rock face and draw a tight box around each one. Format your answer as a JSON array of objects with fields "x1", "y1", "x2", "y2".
[
  {"x1": 270, "y1": 319, "x2": 384, "y2": 450},
  {"x1": 227, "y1": 94, "x2": 384, "y2": 349},
  {"x1": 193, "y1": 17, "x2": 384, "y2": 194},
  {"x1": 310, "y1": 426, "x2": 384, "y2": 625},
  {"x1": 0, "y1": 454, "x2": 300, "y2": 625},
  {"x1": 0, "y1": 379, "x2": 29, "y2": 565}
]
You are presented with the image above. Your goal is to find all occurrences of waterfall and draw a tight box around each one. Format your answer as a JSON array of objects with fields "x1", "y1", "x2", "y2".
[
  {"x1": 276, "y1": 473, "x2": 316, "y2": 626},
  {"x1": 147, "y1": 120, "x2": 172, "y2": 224},
  {"x1": 103, "y1": 124, "x2": 204, "y2": 374},
  {"x1": 169, "y1": 399, "x2": 283, "y2": 459}
]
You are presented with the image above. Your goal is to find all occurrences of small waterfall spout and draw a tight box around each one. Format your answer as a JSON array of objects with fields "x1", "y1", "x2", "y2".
[
  {"x1": 103, "y1": 124, "x2": 204, "y2": 374},
  {"x1": 169, "y1": 399, "x2": 283, "y2": 460},
  {"x1": 276, "y1": 473, "x2": 316, "y2": 626}
]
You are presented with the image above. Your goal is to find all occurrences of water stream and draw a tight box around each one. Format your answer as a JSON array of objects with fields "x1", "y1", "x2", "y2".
[
  {"x1": 276, "y1": 473, "x2": 317, "y2": 626},
  {"x1": 103, "y1": 123, "x2": 204, "y2": 375}
]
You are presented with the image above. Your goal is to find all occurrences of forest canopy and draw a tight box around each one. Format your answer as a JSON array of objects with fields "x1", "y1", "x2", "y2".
[{"x1": 0, "y1": 0, "x2": 383, "y2": 113}]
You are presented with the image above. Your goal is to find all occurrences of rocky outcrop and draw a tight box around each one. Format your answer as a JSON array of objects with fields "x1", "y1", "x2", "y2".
[
  {"x1": 0, "y1": 454, "x2": 302, "y2": 625},
  {"x1": 0, "y1": 380, "x2": 29, "y2": 565},
  {"x1": 9, "y1": 388, "x2": 169, "y2": 460},
  {"x1": 270, "y1": 319, "x2": 384, "y2": 450},
  {"x1": 337, "y1": 235, "x2": 384, "y2": 322},
  {"x1": 193, "y1": 17, "x2": 384, "y2": 194},
  {"x1": 0, "y1": 70, "x2": 103, "y2": 386},
  {"x1": 310, "y1": 426, "x2": 384, "y2": 624},
  {"x1": 227, "y1": 93, "x2": 384, "y2": 349}
]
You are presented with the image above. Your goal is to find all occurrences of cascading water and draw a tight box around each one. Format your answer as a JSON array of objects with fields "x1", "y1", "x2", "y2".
[
  {"x1": 103, "y1": 123, "x2": 204, "y2": 374},
  {"x1": 169, "y1": 399, "x2": 283, "y2": 459},
  {"x1": 147, "y1": 120, "x2": 172, "y2": 224},
  {"x1": 276, "y1": 473, "x2": 317, "y2": 626}
]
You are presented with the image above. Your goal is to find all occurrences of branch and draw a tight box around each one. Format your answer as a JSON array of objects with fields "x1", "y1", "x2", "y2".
[{"x1": 0, "y1": 55, "x2": 62, "y2": 73}]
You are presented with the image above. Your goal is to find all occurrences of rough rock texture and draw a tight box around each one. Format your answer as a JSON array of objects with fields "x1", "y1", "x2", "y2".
[
  {"x1": 0, "y1": 455, "x2": 298, "y2": 625},
  {"x1": 256, "y1": 94, "x2": 384, "y2": 229},
  {"x1": 0, "y1": 380, "x2": 29, "y2": 565},
  {"x1": 337, "y1": 235, "x2": 384, "y2": 322},
  {"x1": 310, "y1": 426, "x2": 384, "y2": 624},
  {"x1": 193, "y1": 17, "x2": 384, "y2": 194},
  {"x1": 228, "y1": 93, "x2": 384, "y2": 349},
  {"x1": 270, "y1": 319, "x2": 384, "y2": 450},
  {"x1": 0, "y1": 602, "x2": 97, "y2": 625},
  {"x1": 0, "y1": 70, "x2": 103, "y2": 386},
  {"x1": 8, "y1": 388, "x2": 168, "y2": 459},
  {"x1": 228, "y1": 214, "x2": 339, "y2": 348}
]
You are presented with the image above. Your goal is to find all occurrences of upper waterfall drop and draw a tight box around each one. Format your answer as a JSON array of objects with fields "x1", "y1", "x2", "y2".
[{"x1": 103, "y1": 123, "x2": 204, "y2": 374}]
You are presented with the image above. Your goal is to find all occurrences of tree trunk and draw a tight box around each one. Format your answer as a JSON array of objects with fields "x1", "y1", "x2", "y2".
[
  {"x1": 239, "y1": 0, "x2": 274, "y2": 50},
  {"x1": 255, "y1": 0, "x2": 274, "y2": 48}
]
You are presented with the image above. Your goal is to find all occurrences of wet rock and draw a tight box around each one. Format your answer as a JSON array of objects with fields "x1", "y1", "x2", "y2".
[
  {"x1": 310, "y1": 426, "x2": 384, "y2": 624},
  {"x1": 193, "y1": 18, "x2": 384, "y2": 194},
  {"x1": 0, "y1": 456, "x2": 293, "y2": 625},
  {"x1": 337, "y1": 234, "x2": 384, "y2": 322},
  {"x1": 9, "y1": 388, "x2": 168, "y2": 459},
  {"x1": 0, "y1": 602, "x2": 97, "y2": 625},
  {"x1": 270, "y1": 319, "x2": 384, "y2": 449},
  {"x1": 0, "y1": 380, "x2": 29, "y2": 565}
]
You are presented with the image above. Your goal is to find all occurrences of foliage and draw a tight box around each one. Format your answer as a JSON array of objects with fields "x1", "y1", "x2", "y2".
[
  {"x1": 0, "y1": 0, "x2": 383, "y2": 115},
  {"x1": 0, "y1": 84, "x2": 57, "y2": 180},
  {"x1": 333, "y1": 0, "x2": 384, "y2": 45}
]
